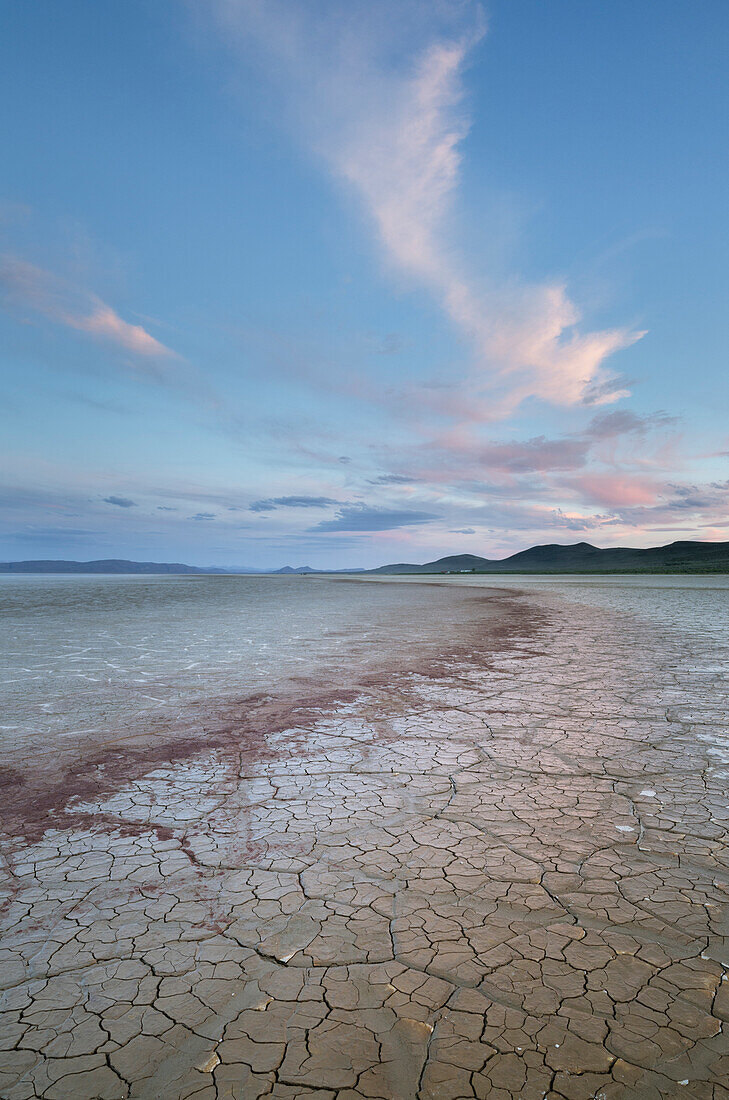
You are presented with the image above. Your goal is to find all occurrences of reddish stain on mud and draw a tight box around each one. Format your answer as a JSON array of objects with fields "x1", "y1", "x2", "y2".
[
  {"x1": 0, "y1": 688, "x2": 361, "y2": 843},
  {"x1": 0, "y1": 589, "x2": 547, "y2": 844}
]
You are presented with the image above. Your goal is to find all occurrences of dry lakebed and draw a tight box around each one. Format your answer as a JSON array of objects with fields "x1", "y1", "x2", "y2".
[{"x1": 0, "y1": 575, "x2": 728, "y2": 1099}]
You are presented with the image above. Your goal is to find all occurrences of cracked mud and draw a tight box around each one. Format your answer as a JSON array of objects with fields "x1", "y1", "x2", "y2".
[{"x1": 1, "y1": 585, "x2": 728, "y2": 1099}]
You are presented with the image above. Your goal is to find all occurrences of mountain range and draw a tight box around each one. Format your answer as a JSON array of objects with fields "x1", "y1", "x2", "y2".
[
  {"x1": 0, "y1": 559, "x2": 228, "y2": 574},
  {"x1": 368, "y1": 540, "x2": 729, "y2": 574},
  {"x1": 1, "y1": 540, "x2": 728, "y2": 575}
]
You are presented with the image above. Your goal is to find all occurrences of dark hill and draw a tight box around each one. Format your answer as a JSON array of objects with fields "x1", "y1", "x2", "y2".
[
  {"x1": 370, "y1": 554, "x2": 494, "y2": 575},
  {"x1": 371, "y1": 540, "x2": 729, "y2": 575},
  {"x1": 0, "y1": 559, "x2": 225, "y2": 574},
  {"x1": 2, "y1": 541, "x2": 728, "y2": 576}
]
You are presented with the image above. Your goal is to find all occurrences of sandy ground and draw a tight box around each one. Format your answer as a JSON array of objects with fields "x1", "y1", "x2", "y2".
[{"x1": 0, "y1": 587, "x2": 728, "y2": 1099}]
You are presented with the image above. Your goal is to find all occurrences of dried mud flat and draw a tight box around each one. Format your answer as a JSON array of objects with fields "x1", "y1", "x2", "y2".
[{"x1": 1, "y1": 587, "x2": 728, "y2": 1099}]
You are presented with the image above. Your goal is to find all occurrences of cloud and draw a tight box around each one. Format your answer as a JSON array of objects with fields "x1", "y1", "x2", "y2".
[
  {"x1": 249, "y1": 495, "x2": 339, "y2": 512},
  {"x1": 367, "y1": 332, "x2": 406, "y2": 355},
  {"x1": 191, "y1": 512, "x2": 216, "y2": 521},
  {"x1": 450, "y1": 527, "x2": 475, "y2": 534},
  {"x1": 71, "y1": 304, "x2": 170, "y2": 357},
  {"x1": 152, "y1": 486, "x2": 248, "y2": 508},
  {"x1": 8, "y1": 526, "x2": 99, "y2": 542},
  {"x1": 368, "y1": 473, "x2": 420, "y2": 485},
  {"x1": 312, "y1": 503, "x2": 439, "y2": 532},
  {"x1": 0, "y1": 485, "x2": 78, "y2": 511},
  {"x1": 216, "y1": 2, "x2": 643, "y2": 414},
  {"x1": 469, "y1": 434, "x2": 590, "y2": 474},
  {"x1": 446, "y1": 498, "x2": 631, "y2": 536},
  {"x1": 404, "y1": 400, "x2": 683, "y2": 489},
  {"x1": 580, "y1": 374, "x2": 633, "y2": 407},
  {"x1": 102, "y1": 495, "x2": 137, "y2": 508},
  {"x1": 0, "y1": 255, "x2": 175, "y2": 361},
  {"x1": 60, "y1": 391, "x2": 129, "y2": 414},
  {"x1": 568, "y1": 472, "x2": 665, "y2": 509},
  {"x1": 585, "y1": 409, "x2": 677, "y2": 440}
]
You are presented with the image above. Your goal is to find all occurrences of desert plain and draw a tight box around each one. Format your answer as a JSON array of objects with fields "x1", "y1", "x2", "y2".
[{"x1": 1, "y1": 582, "x2": 728, "y2": 1099}]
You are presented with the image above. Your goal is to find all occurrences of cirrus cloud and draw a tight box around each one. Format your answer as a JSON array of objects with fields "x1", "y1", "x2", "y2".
[
  {"x1": 215, "y1": 1, "x2": 643, "y2": 416},
  {"x1": 0, "y1": 255, "x2": 175, "y2": 362}
]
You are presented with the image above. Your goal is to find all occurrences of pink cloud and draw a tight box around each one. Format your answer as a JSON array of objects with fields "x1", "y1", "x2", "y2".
[
  {"x1": 441, "y1": 279, "x2": 642, "y2": 416},
  {"x1": 216, "y1": 3, "x2": 643, "y2": 416},
  {"x1": 571, "y1": 473, "x2": 661, "y2": 508},
  {"x1": 64, "y1": 302, "x2": 171, "y2": 357},
  {"x1": 443, "y1": 431, "x2": 590, "y2": 474},
  {"x1": 0, "y1": 255, "x2": 174, "y2": 360}
]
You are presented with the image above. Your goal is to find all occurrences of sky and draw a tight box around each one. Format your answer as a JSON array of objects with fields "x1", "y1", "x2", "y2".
[{"x1": 1, "y1": 0, "x2": 728, "y2": 569}]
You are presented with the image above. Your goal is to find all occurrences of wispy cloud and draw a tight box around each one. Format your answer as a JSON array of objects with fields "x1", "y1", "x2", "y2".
[
  {"x1": 249, "y1": 495, "x2": 339, "y2": 512},
  {"x1": 437, "y1": 432, "x2": 591, "y2": 474},
  {"x1": 366, "y1": 332, "x2": 407, "y2": 356},
  {"x1": 0, "y1": 256, "x2": 175, "y2": 362},
  {"x1": 584, "y1": 409, "x2": 677, "y2": 440},
  {"x1": 102, "y1": 495, "x2": 137, "y2": 508},
  {"x1": 333, "y1": 32, "x2": 642, "y2": 412},
  {"x1": 312, "y1": 503, "x2": 438, "y2": 532},
  {"x1": 368, "y1": 473, "x2": 420, "y2": 485},
  {"x1": 394, "y1": 405, "x2": 682, "y2": 492},
  {"x1": 216, "y1": 1, "x2": 643, "y2": 415}
]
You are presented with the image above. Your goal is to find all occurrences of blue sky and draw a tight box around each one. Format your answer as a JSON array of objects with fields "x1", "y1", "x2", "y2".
[{"x1": 1, "y1": 0, "x2": 727, "y2": 568}]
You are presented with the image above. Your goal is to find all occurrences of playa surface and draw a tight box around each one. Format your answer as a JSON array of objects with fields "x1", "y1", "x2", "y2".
[{"x1": 1, "y1": 577, "x2": 728, "y2": 1099}]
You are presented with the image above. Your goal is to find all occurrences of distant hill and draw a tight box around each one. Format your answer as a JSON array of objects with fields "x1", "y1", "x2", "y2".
[
  {"x1": 370, "y1": 540, "x2": 729, "y2": 575},
  {"x1": 370, "y1": 554, "x2": 489, "y2": 575},
  {"x1": 0, "y1": 559, "x2": 226, "y2": 574},
  {"x1": 0, "y1": 559, "x2": 332, "y2": 576},
  {"x1": 2, "y1": 540, "x2": 728, "y2": 576}
]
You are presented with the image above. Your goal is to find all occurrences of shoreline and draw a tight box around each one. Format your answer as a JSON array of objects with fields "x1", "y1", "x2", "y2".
[{"x1": 1, "y1": 583, "x2": 728, "y2": 1097}]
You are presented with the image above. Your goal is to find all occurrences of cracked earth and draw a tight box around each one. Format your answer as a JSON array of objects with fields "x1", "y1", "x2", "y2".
[{"x1": 1, "y1": 585, "x2": 728, "y2": 1099}]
